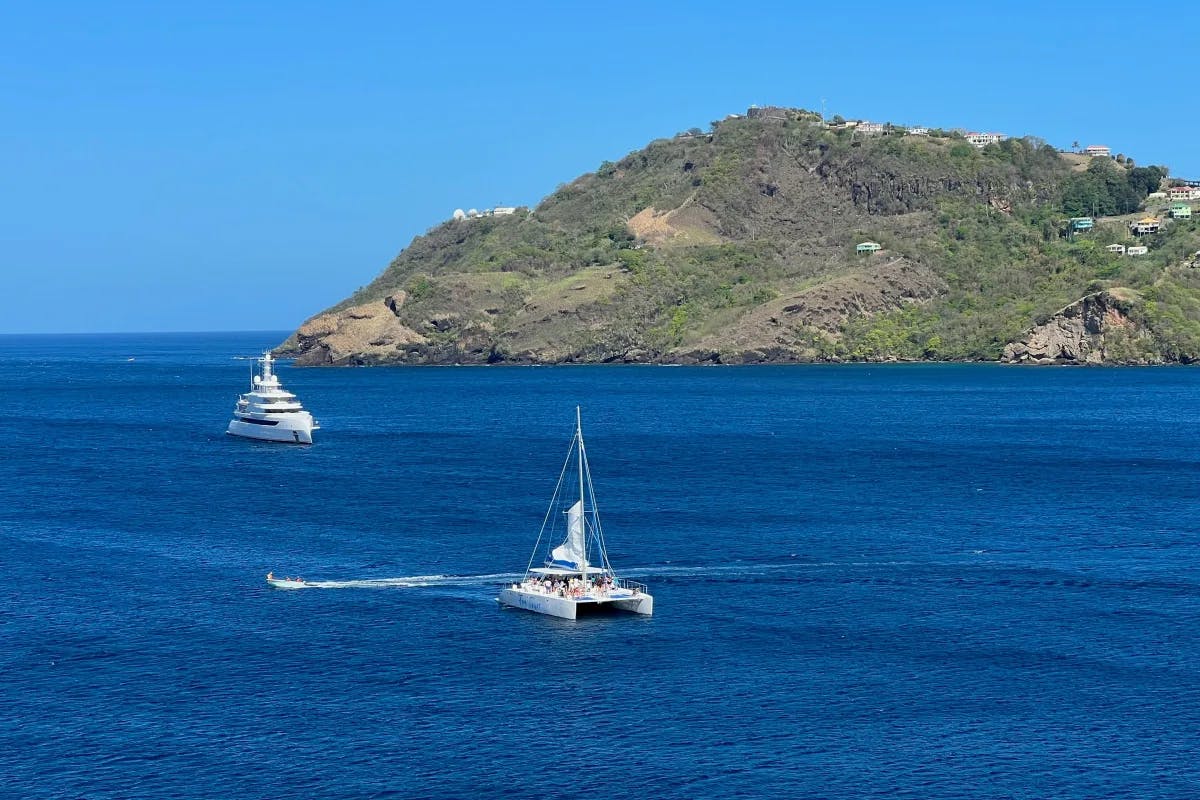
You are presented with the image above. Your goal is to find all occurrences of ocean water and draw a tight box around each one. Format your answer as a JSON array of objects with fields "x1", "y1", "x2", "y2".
[{"x1": 2, "y1": 332, "x2": 1199, "y2": 799}]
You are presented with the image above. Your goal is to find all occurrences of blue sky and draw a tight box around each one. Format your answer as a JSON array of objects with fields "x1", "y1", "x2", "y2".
[{"x1": 3, "y1": 0, "x2": 1197, "y2": 334}]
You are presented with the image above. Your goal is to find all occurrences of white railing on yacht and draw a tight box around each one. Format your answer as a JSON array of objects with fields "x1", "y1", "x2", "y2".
[{"x1": 616, "y1": 578, "x2": 647, "y2": 595}]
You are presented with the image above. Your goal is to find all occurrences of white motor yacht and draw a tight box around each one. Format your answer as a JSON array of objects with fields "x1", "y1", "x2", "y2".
[
  {"x1": 498, "y1": 408, "x2": 653, "y2": 620},
  {"x1": 226, "y1": 351, "x2": 319, "y2": 444}
]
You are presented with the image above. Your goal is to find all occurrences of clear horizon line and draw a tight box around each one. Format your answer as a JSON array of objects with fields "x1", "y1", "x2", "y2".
[{"x1": 0, "y1": 328, "x2": 294, "y2": 337}]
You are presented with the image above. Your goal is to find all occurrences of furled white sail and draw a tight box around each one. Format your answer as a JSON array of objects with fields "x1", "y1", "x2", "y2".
[{"x1": 549, "y1": 500, "x2": 586, "y2": 569}]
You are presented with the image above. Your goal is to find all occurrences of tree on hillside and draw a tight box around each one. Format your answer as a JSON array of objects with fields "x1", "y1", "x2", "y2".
[
  {"x1": 1062, "y1": 160, "x2": 1165, "y2": 217},
  {"x1": 1062, "y1": 174, "x2": 1103, "y2": 217},
  {"x1": 1127, "y1": 166, "x2": 1167, "y2": 196},
  {"x1": 1093, "y1": 159, "x2": 1141, "y2": 213}
]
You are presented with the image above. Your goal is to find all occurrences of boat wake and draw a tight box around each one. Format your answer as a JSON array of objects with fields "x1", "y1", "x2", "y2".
[
  {"x1": 267, "y1": 560, "x2": 936, "y2": 591},
  {"x1": 275, "y1": 572, "x2": 525, "y2": 590}
]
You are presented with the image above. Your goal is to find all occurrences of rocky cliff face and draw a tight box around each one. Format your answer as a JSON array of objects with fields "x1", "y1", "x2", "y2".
[
  {"x1": 1001, "y1": 291, "x2": 1157, "y2": 365},
  {"x1": 289, "y1": 292, "x2": 429, "y2": 366}
]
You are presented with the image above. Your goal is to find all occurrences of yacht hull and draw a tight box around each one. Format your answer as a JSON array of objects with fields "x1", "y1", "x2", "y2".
[{"x1": 226, "y1": 418, "x2": 314, "y2": 444}]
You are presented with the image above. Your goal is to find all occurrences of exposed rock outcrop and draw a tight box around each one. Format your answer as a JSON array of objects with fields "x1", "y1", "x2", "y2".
[
  {"x1": 678, "y1": 256, "x2": 946, "y2": 363},
  {"x1": 773, "y1": 256, "x2": 946, "y2": 332},
  {"x1": 625, "y1": 192, "x2": 722, "y2": 247},
  {"x1": 1001, "y1": 290, "x2": 1154, "y2": 365},
  {"x1": 292, "y1": 292, "x2": 428, "y2": 365}
]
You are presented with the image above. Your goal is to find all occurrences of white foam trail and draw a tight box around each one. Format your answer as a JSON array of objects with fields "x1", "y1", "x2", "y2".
[
  {"x1": 268, "y1": 561, "x2": 936, "y2": 591},
  {"x1": 619, "y1": 560, "x2": 921, "y2": 579},
  {"x1": 280, "y1": 572, "x2": 525, "y2": 590}
]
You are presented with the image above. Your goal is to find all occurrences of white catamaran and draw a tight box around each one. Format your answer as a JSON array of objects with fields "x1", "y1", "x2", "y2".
[{"x1": 498, "y1": 408, "x2": 653, "y2": 620}]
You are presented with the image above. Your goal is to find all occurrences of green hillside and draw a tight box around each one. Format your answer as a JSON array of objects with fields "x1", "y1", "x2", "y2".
[{"x1": 281, "y1": 108, "x2": 1200, "y2": 365}]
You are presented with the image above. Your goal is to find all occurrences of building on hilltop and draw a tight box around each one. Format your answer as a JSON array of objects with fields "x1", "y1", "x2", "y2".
[
  {"x1": 856, "y1": 241, "x2": 882, "y2": 254},
  {"x1": 1170, "y1": 203, "x2": 1193, "y2": 219},
  {"x1": 857, "y1": 121, "x2": 886, "y2": 135},
  {"x1": 454, "y1": 206, "x2": 521, "y2": 220},
  {"x1": 1084, "y1": 145, "x2": 1111, "y2": 157},
  {"x1": 907, "y1": 126, "x2": 929, "y2": 136},
  {"x1": 1126, "y1": 246, "x2": 1149, "y2": 256},
  {"x1": 1169, "y1": 186, "x2": 1200, "y2": 201},
  {"x1": 1106, "y1": 244, "x2": 1126, "y2": 254},
  {"x1": 1070, "y1": 217, "x2": 1095, "y2": 231},
  {"x1": 965, "y1": 132, "x2": 1006, "y2": 148},
  {"x1": 746, "y1": 105, "x2": 789, "y2": 120}
]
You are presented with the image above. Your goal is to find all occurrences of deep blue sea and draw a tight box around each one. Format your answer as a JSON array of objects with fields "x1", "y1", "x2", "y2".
[{"x1": 2, "y1": 332, "x2": 1199, "y2": 798}]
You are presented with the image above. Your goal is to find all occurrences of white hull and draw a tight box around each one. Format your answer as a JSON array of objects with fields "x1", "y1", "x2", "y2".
[
  {"x1": 498, "y1": 586, "x2": 653, "y2": 620},
  {"x1": 227, "y1": 417, "x2": 314, "y2": 444},
  {"x1": 267, "y1": 578, "x2": 308, "y2": 589}
]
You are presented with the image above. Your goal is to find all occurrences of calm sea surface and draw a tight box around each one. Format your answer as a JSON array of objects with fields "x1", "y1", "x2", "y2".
[{"x1": 2, "y1": 332, "x2": 1198, "y2": 798}]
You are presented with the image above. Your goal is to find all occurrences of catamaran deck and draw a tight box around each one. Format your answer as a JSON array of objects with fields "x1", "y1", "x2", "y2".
[{"x1": 498, "y1": 579, "x2": 653, "y2": 620}]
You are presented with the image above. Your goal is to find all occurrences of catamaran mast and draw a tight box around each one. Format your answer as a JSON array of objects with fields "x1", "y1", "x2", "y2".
[{"x1": 577, "y1": 406, "x2": 588, "y2": 582}]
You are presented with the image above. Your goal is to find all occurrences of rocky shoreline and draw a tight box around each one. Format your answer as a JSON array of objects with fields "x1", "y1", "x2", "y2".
[{"x1": 279, "y1": 286, "x2": 1191, "y2": 367}]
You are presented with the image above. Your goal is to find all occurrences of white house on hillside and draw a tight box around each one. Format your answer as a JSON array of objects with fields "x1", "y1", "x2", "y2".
[{"x1": 965, "y1": 132, "x2": 1006, "y2": 148}]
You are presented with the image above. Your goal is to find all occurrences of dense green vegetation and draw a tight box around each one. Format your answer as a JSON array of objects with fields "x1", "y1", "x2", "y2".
[
  {"x1": 1061, "y1": 160, "x2": 1168, "y2": 217},
  {"x1": 293, "y1": 107, "x2": 1200, "y2": 365}
]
